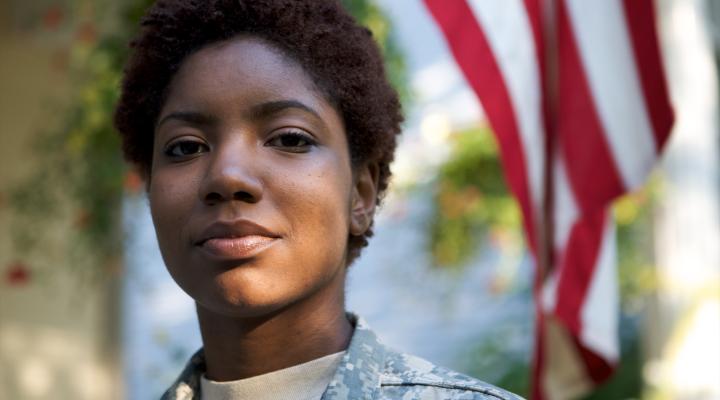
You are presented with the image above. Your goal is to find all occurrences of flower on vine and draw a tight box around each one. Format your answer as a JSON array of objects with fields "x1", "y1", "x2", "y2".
[{"x1": 5, "y1": 262, "x2": 31, "y2": 287}]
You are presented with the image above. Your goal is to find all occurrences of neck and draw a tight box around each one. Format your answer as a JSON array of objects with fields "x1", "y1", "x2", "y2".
[{"x1": 197, "y1": 281, "x2": 352, "y2": 382}]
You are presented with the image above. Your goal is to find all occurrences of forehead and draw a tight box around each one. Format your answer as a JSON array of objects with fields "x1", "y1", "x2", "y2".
[{"x1": 162, "y1": 36, "x2": 337, "y2": 121}]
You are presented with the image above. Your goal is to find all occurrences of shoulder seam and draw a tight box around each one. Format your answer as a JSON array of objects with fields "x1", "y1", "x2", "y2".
[{"x1": 380, "y1": 380, "x2": 517, "y2": 400}]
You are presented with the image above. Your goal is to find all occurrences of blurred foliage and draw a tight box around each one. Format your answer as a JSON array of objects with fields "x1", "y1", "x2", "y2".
[
  {"x1": 458, "y1": 324, "x2": 531, "y2": 396},
  {"x1": 428, "y1": 126, "x2": 522, "y2": 267},
  {"x1": 8, "y1": 0, "x2": 407, "y2": 275},
  {"x1": 341, "y1": 0, "x2": 409, "y2": 105},
  {"x1": 614, "y1": 183, "x2": 661, "y2": 312}
]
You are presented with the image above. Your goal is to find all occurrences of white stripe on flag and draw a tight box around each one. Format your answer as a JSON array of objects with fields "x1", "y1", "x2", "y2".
[
  {"x1": 466, "y1": 0, "x2": 546, "y2": 211},
  {"x1": 564, "y1": 0, "x2": 657, "y2": 189},
  {"x1": 552, "y1": 156, "x2": 579, "y2": 257},
  {"x1": 579, "y1": 215, "x2": 620, "y2": 361},
  {"x1": 541, "y1": 270, "x2": 560, "y2": 313}
]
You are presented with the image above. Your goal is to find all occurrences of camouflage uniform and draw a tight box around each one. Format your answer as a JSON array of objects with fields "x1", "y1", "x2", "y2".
[{"x1": 161, "y1": 314, "x2": 524, "y2": 400}]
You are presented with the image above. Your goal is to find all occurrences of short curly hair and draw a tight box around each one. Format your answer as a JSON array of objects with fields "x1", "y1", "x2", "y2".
[{"x1": 114, "y1": 0, "x2": 403, "y2": 262}]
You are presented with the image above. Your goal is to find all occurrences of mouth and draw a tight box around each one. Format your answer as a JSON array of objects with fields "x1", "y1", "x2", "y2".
[
  {"x1": 195, "y1": 220, "x2": 281, "y2": 260},
  {"x1": 199, "y1": 235, "x2": 277, "y2": 259}
]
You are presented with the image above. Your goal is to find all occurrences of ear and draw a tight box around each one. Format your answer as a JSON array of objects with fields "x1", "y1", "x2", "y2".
[{"x1": 349, "y1": 162, "x2": 380, "y2": 236}]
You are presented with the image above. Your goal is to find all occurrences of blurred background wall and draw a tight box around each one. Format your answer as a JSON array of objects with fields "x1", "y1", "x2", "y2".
[{"x1": 0, "y1": 1, "x2": 121, "y2": 398}]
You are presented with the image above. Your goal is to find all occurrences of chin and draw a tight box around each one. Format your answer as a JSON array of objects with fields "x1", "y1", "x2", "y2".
[
  {"x1": 192, "y1": 285, "x2": 289, "y2": 319},
  {"x1": 201, "y1": 298, "x2": 286, "y2": 319},
  {"x1": 194, "y1": 274, "x2": 292, "y2": 318}
]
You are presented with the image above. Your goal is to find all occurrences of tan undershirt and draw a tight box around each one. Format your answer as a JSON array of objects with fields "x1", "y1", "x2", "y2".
[{"x1": 200, "y1": 351, "x2": 346, "y2": 400}]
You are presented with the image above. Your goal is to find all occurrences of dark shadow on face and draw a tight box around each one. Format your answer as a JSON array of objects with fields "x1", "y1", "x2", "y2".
[{"x1": 149, "y1": 36, "x2": 359, "y2": 319}]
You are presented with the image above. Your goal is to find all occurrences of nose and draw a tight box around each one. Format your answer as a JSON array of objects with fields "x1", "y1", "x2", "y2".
[{"x1": 199, "y1": 141, "x2": 263, "y2": 206}]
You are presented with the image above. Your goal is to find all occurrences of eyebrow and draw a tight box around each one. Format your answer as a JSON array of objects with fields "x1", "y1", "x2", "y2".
[
  {"x1": 156, "y1": 111, "x2": 218, "y2": 130},
  {"x1": 249, "y1": 100, "x2": 322, "y2": 120}
]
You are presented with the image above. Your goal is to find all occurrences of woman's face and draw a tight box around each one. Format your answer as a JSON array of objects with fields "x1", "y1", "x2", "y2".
[{"x1": 149, "y1": 37, "x2": 374, "y2": 318}]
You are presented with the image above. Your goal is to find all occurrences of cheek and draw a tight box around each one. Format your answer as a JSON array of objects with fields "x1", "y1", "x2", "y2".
[
  {"x1": 276, "y1": 157, "x2": 353, "y2": 251},
  {"x1": 148, "y1": 170, "x2": 198, "y2": 250}
]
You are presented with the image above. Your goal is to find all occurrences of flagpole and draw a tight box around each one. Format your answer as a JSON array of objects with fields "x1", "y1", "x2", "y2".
[
  {"x1": 540, "y1": 0, "x2": 557, "y2": 284},
  {"x1": 533, "y1": 0, "x2": 557, "y2": 398}
]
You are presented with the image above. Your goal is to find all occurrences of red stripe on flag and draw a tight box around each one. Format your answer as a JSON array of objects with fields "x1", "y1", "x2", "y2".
[
  {"x1": 557, "y1": 0, "x2": 626, "y2": 213},
  {"x1": 424, "y1": 0, "x2": 538, "y2": 253},
  {"x1": 554, "y1": 209, "x2": 607, "y2": 336},
  {"x1": 573, "y1": 336, "x2": 615, "y2": 384},
  {"x1": 622, "y1": 0, "x2": 675, "y2": 150}
]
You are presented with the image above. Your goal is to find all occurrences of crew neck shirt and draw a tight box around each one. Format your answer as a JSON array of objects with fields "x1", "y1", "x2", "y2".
[{"x1": 200, "y1": 351, "x2": 346, "y2": 400}]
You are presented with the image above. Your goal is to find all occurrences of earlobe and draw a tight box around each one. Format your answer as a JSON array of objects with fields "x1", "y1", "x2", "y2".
[{"x1": 349, "y1": 163, "x2": 380, "y2": 236}]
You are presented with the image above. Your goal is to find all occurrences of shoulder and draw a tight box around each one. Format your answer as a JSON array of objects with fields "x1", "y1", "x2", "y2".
[
  {"x1": 377, "y1": 347, "x2": 524, "y2": 400},
  {"x1": 324, "y1": 314, "x2": 524, "y2": 400}
]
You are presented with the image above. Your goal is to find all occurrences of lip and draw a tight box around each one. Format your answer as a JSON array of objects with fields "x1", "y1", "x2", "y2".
[{"x1": 195, "y1": 220, "x2": 281, "y2": 260}]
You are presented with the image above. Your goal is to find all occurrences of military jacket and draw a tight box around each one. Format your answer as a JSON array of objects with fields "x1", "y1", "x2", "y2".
[{"x1": 161, "y1": 314, "x2": 524, "y2": 400}]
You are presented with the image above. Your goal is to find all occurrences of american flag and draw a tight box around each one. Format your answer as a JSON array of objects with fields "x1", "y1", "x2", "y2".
[{"x1": 423, "y1": 0, "x2": 674, "y2": 398}]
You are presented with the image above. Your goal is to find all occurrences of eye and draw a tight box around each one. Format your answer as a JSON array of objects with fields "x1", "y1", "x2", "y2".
[
  {"x1": 266, "y1": 131, "x2": 317, "y2": 153},
  {"x1": 164, "y1": 139, "x2": 209, "y2": 158}
]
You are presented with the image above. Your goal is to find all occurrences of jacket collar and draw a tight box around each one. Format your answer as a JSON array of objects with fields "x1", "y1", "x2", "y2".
[
  {"x1": 161, "y1": 348, "x2": 205, "y2": 400},
  {"x1": 321, "y1": 314, "x2": 387, "y2": 399}
]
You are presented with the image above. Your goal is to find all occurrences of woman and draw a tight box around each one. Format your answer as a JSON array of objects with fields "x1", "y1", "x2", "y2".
[{"x1": 115, "y1": 1, "x2": 522, "y2": 399}]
